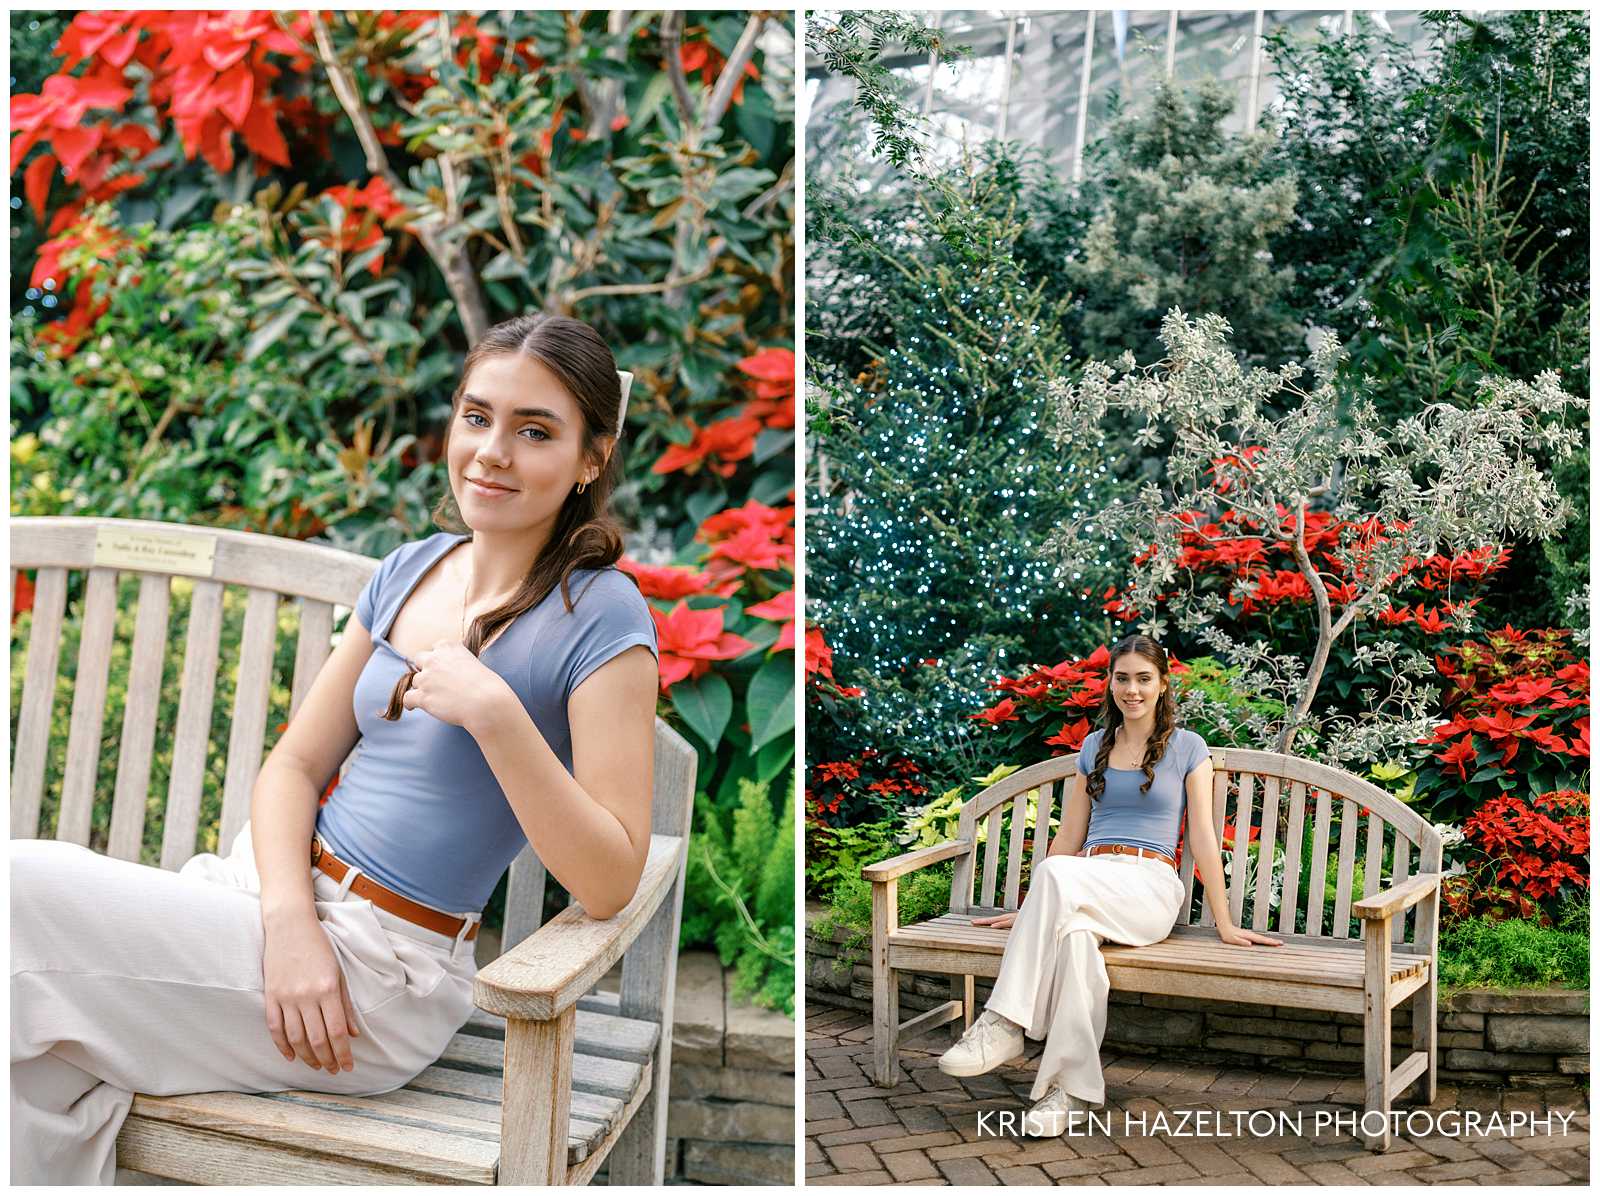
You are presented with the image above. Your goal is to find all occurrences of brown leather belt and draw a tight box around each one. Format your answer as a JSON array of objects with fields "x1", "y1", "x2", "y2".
[
  {"x1": 311, "y1": 835, "x2": 478, "y2": 941},
  {"x1": 1088, "y1": 843, "x2": 1177, "y2": 870}
]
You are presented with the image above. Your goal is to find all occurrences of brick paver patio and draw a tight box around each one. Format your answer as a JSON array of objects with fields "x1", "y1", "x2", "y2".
[{"x1": 805, "y1": 1000, "x2": 1590, "y2": 1186}]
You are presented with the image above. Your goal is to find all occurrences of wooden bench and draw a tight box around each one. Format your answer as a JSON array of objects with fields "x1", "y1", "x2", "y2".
[
  {"x1": 10, "y1": 515, "x2": 696, "y2": 1184},
  {"x1": 864, "y1": 749, "x2": 1443, "y2": 1152}
]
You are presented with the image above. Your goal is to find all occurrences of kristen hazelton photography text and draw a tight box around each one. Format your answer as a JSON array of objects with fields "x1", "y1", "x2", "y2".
[
  {"x1": 803, "y1": 7, "x2": 1589, "y2": 1187},
  {"x1": 11, "y1": 9, "x2": 797, "y2": 1187},
  {"x1": 973, "y1": 1105, "x2": 1582, "y2": 1143}
]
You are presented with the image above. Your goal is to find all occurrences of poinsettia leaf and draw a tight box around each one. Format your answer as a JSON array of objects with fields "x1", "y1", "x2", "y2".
[
  {"x1": 746, "y1": 652, "x2": 795, "y2": 751},
  {"x1": 670, "y1": 672, "x2": 731, "y2": 752}
]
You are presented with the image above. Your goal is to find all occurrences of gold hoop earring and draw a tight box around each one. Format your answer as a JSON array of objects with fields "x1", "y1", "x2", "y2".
[{"x1": 577, "y1": 480, "x2": 588, "y2": 495}]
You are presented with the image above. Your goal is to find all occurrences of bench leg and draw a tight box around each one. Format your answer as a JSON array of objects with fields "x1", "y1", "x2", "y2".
[
  {"x1": 1363, "y1": 929, "x2": 1392, "y2": 1152},
  {"x1": 871, "y1": 880, "x2": 899, "y2": 1087},
  {"x1": 500, "y1": 1007, "x2": 575, "y2": 1183},
  {"x1": 951, "y1": 974, "x2": 974, "y2": 1045},
  {"x1": 1413, "y1": 962, "x2": 1438, "y2": 1105}
]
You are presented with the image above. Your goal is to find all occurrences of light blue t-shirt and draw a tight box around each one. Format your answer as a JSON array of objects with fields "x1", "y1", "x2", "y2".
[
  {"x1": 313, "y1": 531, "x2": 659, "y2": 913},
  {"x1": 1079, "y1": 727, "x2": 1211, "y2": 859}
]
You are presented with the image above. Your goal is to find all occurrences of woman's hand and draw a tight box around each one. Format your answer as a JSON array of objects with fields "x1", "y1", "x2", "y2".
[
  {"x1": 971, "y1": 912, "x2": 1018, "y2": 930},
  {"x1": 1216, "y1": 925, "x2": 1283, "y2": 947},
  {"x1": 262, "y1": 913, "x2": 360, "y2": 1073},
  {"x1": 402, "y1": 640, "x2": 516, "y2": 731}
]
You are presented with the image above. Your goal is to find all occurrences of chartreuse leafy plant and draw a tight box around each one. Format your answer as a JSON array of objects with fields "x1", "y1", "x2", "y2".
[{"x1": 1045, "y1": 312, "x2": 1586, "y2": 769}]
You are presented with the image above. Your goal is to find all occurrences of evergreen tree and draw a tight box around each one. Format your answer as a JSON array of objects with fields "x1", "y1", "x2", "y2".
[
  {"x1": 1064, "y1": 79, "x2": 1301, "y2": 367},
  {"x1": 808, "y1": 157, "x2": 1116, "y2": 783}
]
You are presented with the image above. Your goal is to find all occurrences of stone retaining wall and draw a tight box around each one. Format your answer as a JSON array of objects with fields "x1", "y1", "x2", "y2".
[
  {"x1": 806, "y1": 904, "x2": 1589, "y2": 1091},
  {"x1": 656, "y1": 951, "x2": 795, "y2": 1185}
]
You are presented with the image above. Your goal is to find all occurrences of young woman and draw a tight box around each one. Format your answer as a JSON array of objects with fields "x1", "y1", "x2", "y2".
[
  {"x1": 936, "y1": 634, "x2": 1281, "y2": 1134},
  {"x1": 11, "y1": 314, "x2": 661, "y2": 1184}
]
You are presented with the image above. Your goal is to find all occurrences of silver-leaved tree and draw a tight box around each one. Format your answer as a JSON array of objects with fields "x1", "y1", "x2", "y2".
[{"x1": 1045, "y1": 310, "x2": 1585, "y2": 766}]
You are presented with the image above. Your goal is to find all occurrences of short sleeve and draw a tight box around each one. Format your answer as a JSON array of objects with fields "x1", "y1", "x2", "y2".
[
  {"x1": 1182, "y1": 730, "x2": 1210, "y2": 777},
  {"x1": 354, "y1": 543, "x2": 406, "y2": 633},
  {"x1": 554, "y1": 569, "x2": 659, "y2": 699}
]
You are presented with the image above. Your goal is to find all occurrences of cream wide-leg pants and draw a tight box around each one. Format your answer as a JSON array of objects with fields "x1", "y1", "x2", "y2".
[
  {"x1": 11, "y1": 822, "x2": 480, "y2": 1185},
  {"x1": 984, "y1": 852, "x2": 1186, "y2": 1105}
]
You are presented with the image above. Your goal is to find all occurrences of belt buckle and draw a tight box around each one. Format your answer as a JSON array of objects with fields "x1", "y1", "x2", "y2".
[
  {"x1": 1113, "y1": 844, "x2": 1126, "y2": 855},
  {"x1": 310, "y1": 835, "x2": 323, "y2": 867}
]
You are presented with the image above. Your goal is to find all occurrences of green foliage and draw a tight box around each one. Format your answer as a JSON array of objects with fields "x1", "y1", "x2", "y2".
[
  {"x1": 1265, "y1": 10, "x2": 1590, "y2": 629},
  {"x1": 12, "y1": 207, "x2": 442, "y2": 554},
  {"x1": 818, "y1": 862, "x2": 954, "y2": 967},
  {"x1": 683, "y1": 776, "x2": 795, "y2": 1014},
  {"x1": 1438, "y1": 894, "x2": 1590, "y2": 992},
  {"x1": 1065, "y1": 80, "x2": 1301, "y2": 367},
  {"x1": 805, "y1": 816, "x2": 900, "y2": 899},
  {"x1": 804, "y1": 11, "x2": 969, "y2": 178}
]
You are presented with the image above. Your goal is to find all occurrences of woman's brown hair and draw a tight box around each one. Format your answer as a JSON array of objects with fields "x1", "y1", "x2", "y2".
[
  {"x1": 382, "y1": 314, "x2": 626, "y2": 720},
  {"x1": 1085, "y1": 633, "x2": 1179, "y2": 800}
]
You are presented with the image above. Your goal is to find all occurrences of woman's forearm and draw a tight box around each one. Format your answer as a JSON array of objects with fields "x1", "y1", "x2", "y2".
[
  {"x1": 251, "y1": 759, "x2": 323, "y2": 926},
  {"x1": 467, "y1": 693, "x2": 642, "y2": 920}
]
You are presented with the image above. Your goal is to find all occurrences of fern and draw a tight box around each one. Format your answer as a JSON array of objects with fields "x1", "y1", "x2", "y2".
[{"x1": 683, "y1": 775, "x2": 796, "y2": 1015}]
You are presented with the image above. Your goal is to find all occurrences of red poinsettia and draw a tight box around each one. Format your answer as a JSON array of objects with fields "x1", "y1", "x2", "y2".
[
  {"x1": 972, "y1": 698, "x2": 1020, "y2": 725},
  {"x1": 736, "y1": 347, "x2": 795, "y2": 429},
  {"x1": 650, "y1": 602, "x2": 754, "y2": 692},
  {"x1": 318, "y1": 176, "x2": 408, "y2": 274},
  {"x1": 698, "y1": 499, "x2": 795, "y2": 576},
  {"x1": 745, "y1": 588, "x2": 795, "y2": 653},
  {"x1": 805, "y1": 625, "x2": 833, "y2": 681},
  {"x1": 651, "y1": 414, "x2": 764, "y2": 477},
  {"x1": 617, "y1": 557, "x2": 711, "y2": 601}
]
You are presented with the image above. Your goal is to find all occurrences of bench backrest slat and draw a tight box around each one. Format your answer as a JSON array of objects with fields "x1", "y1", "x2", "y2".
[
  {"x1": 979, "y1": 804, "x2": 1002, "y2": 907},
  {"x1": 1331, "y1": 797, "x2": 1359, "y2": 939},
  {"x1": 289, "y1": 599, "x2": 335, "y2": 720},
  {"x1": 1303, "y1": 786, "x2": 1333, "y2": 937},
  {"x1": 12, "y1": 565, "x2": 69, "y2": 839},
  {"x1": 945, "y1": 745, "x2": 1441, "y2": 952},
  {"x1": 108, "y1": 573, "x2": 172, "y2": 861},
  {"x1": 163, "y1": 578, "x2": 226, "y2": 870},
  {"x1": 1029, "y1": 781, "x2": 1053, "y2": 887},
  {"x1": 1250, "y1": 775, "x2": 1282, "y2": 932},
  {"x1": 219, "y1": 587, "x2": 283, "y2": 852},
  {"x1": 1391, "y1": 830, "x2": 1413, "y2": 946},
  {"x1": 1001, "y1": 789, "x2": 1029, "y2": 909},
  {"x1": 58, "y1": 568, "x2": 120, "y2": 846},
  {"x1": 1278, "y1": 780, "x2": 1307, "y2": 935},
  {"x1": 1225, "y1": 773, "x2": 1254, "y2": 929}
]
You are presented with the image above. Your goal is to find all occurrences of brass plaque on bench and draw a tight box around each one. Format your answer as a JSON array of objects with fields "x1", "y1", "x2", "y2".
[{"x1": 92, "y1": 527, "x2": 218, "y2": 578}]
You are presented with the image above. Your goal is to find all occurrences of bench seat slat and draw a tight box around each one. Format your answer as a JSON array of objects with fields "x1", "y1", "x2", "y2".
[
  {"x1": 890, "y1": 915, "x2": 1428, "y2": 985},
  {"x1": 124, "y1": 1088, "x2": 500, "y2": 1183},
  {"x1": 438, "y1": 1031, "x2": 645, "y2": 1103},
  {"x1": 461, "y1": 1005, "x2": 660, "y2": 1066}
]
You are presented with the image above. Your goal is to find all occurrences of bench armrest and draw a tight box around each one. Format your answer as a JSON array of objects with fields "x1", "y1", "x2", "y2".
[
  {"x1": 473, "y1": 832, "x2": 684, "y2": 1021},
  {"x1": 1352, "y1": 872, "x2": 1442, "y2": 923},
  {"x1": 863, "y1": 839, "x2": 973, "y2": 883}
]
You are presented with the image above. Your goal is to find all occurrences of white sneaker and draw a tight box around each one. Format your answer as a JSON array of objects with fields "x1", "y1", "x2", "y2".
[
  {"x1": 1022, "y1": 1086, "x2": 1090, "y2": 1136},
  {"x1": 936, "y1": 1010, "x2": 1025, "y2": 1077}
]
